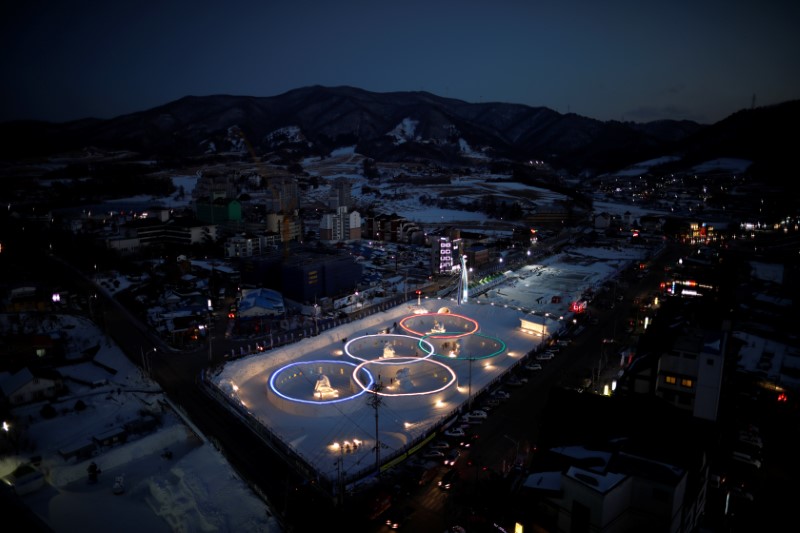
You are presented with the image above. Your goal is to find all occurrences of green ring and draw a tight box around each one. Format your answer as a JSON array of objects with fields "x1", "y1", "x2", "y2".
[{"x1": 419, "y1": 331, "x2": 506, "y2": 361}]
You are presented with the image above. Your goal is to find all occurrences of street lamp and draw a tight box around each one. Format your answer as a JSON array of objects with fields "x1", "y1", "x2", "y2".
[{"x1": 2, "y1": 420, "x2": 17, "y2": 454}]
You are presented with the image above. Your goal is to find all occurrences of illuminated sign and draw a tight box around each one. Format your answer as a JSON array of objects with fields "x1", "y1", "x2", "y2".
[
  {"x1": 569, "y1": 300, "x2": 588, "y2": 313},
  {"x1": 437, "y1": 238, "x2": 454, "y2": 274}
]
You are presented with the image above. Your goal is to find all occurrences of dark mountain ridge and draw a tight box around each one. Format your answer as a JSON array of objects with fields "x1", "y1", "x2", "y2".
[{"x1": 0, "y1": 85, "x2": 796, "y2": 178}]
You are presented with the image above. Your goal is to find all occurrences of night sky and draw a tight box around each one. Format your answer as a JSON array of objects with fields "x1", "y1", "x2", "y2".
[{"x1": 1, "y1": 0, "x2": 798, "y2": 124}]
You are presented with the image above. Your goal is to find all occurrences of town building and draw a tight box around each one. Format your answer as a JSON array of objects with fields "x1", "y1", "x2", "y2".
[{"x1": 319, "y1": 206, "x2": 361, "y2": 242}]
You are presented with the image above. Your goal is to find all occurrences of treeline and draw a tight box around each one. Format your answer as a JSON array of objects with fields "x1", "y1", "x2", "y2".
[
  {"x1": 41, "y1": 162, "x2": 175, "y2": 205},
  {"x1": 419, "y1": 193, "x2": 525, "y2": 220}
]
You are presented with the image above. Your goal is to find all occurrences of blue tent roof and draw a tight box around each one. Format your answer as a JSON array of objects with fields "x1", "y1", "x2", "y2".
[{"x1": 237, "y1": 288, "x2": 285, "y2": 317}]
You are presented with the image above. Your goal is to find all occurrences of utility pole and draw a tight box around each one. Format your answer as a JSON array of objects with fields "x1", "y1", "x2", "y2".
[
  {"x1": 207, "y1": 313, "x2": 214, "y2": 363},
  {"x1": 140, "y1": 346, "x2": 148, "y2": 379},
  {"x1": 367, "y1": 381, "x2": 384, "y2": 477},
  {"x1": 313, "y1": 296, "x2": 319, "y2": 336},
  {"x1": 140, "y1": 346, "x2": 155, "y2": 379},
  {"x1": 467, "y1": 356, "x2": 473, "y2": 411},
  {"x1": 335, "y1": 445, "x2": 344, "y2": 507}
]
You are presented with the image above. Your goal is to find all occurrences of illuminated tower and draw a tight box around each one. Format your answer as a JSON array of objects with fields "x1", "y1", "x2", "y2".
[{"x1": 457, "y1": 254, "x2": 469, "y2": 305}]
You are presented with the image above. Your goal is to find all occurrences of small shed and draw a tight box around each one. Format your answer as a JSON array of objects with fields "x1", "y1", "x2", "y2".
[
  {"x1": 58, "y1": 438, "x2": 97, "y2": 461},
  {"x1": 92, "y1": 426, "x2": 128, "y2": 448}
]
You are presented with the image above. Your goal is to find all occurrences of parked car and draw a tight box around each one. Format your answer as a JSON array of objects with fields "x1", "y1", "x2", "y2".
[
  {"x1": 491, "y1": 389, "x2": 511, "y2": 400},
  {"x1": 455, "y1": 420, "x2": 474, "y2": 430},
  {"x1": 506, "y1": 376, "x2": 527, "y2": 387},
  {"x1": 443, "y1": 427, "x2": 466, "y2": 438},
  {"x1": 423, "y1": 450, "x2": 445, "y2": 460},
  {"x1": 465, "y1": 409, "x2": 488, "y2": 420},
  {"x1": 461, "y1": 417, "x2": 482, "y2": 428},
  {"x1": 483, "y1": 397, "x2": 501, "y2": 408},
  {"x1": 733, "y1": 441, "x2": 763, "y2": 461},
  {"x1": 737, "y1": 431, "x2": 763, "y2": 448},
  {"x1": 429, "y1": 440, "x2": 451, "y2": 450},
  {"x1": 730, "y1": 451, "x2": 762, "y2": 470},
  {"x1": 536, "y1": 353, "x2": 554, "y2": 361},
  {"x1": 525, "y1": 362, "x2": 543, "y2": 371}
]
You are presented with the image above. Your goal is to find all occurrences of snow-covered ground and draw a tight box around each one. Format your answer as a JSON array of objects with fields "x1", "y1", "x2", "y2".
[
  {"x1": 0, "y1": 313, "x2": 280, "y2": 532},
  {"x1": 600, "y1": 156, "x2": 751, "y2": 178}
]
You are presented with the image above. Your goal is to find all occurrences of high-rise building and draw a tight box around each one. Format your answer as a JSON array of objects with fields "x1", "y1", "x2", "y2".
[
  {"x1": 328, "y1": 177, "x2": 353, "y2": 209},
  {"x1": 319, "y1": 206, "x2": 361, "y2": 242},
  {"x1": 431, "y1": 235, "x2": 462, "y2": 275}
]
